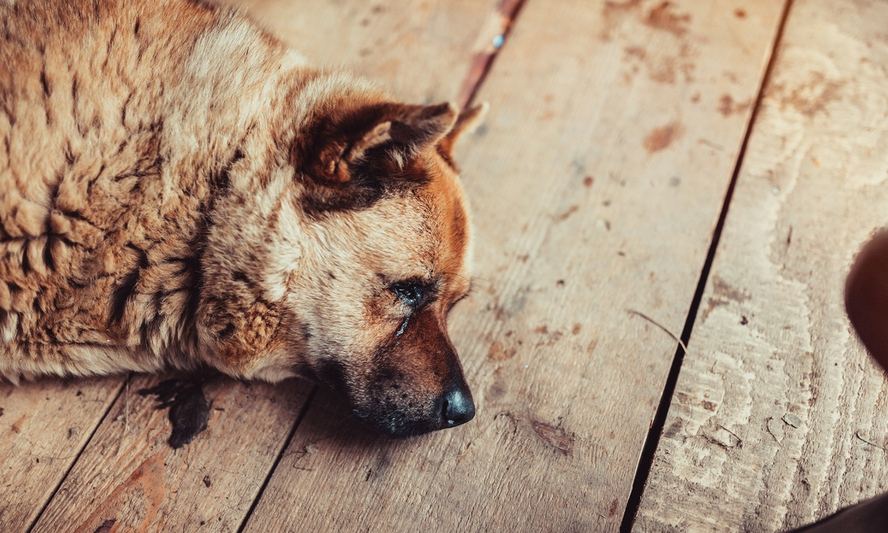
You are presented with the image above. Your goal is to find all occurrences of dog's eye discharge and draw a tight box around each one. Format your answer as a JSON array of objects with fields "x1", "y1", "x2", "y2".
[{"x1": 390, "y1": 281, "x2": 426, "y2": 308}]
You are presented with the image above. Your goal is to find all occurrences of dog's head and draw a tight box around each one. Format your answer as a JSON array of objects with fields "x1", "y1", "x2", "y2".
[{"x1": 199, "y1": 74, "x2": 487, "y2": 437}]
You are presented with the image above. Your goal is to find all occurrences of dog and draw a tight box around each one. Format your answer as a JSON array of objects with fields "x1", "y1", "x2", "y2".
[{"x1": 0, "y1": 0, "x2": 488, "y2": 437}]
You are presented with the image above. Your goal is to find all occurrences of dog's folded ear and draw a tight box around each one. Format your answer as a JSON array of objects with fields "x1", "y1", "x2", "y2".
[{"x1": 300, "y1": 101, "x2": 458, "y2": 184}]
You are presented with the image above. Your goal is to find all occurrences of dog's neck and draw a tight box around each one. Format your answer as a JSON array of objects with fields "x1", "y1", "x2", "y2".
[
  {"x1": 166, "y1": 66, "x2": 385, "y2": 378},
  {"x1": 143, "y1": 56, "x2": 358, "y2": 377}
]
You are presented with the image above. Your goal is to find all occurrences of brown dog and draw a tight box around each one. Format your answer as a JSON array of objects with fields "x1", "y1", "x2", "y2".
[{"x1": 0, "y1": 0, "x2": 487, "y2": 437}]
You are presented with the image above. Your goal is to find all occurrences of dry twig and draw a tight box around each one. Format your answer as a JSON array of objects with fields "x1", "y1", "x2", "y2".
[{"x1": 626, "y1": 309, "x2": 689, "y2": 353}]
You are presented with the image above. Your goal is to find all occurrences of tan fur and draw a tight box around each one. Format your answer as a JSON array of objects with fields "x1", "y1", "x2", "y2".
[{"x1": 1, "y1": 0, "x2": 484, "y2": 434}]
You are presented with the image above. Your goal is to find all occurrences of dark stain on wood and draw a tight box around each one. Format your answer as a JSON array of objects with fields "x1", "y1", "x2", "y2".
[
  {"x1": 771, "y1": 73, "x2": 845, "y2": 117},
  {"x1": 700, "y1": 276, "x2": 749, "y2": 322},
  {"x1": 10, "y1": 414, "x2": 25, "y2": 434},
  {"x1": 94, "y1": 518, "x2": 116, "y2": 533},
  {"x1": 139, "y1": 377, "x2": 211, "y2": 449},
  {"x1": 643, "y1": 2, "x2": 691, "y2": 37},
  {"x1": 643, "y1": 122, "x2": 682, "y2": 153},
  {"x1": 663, "y1": 419, "x2": 683, "y2": 439},
  {"x1": 600, "y1": 0, "x2": 643, "y2": 41},
  {"x1": 486, "y1": 369, "x2": 507, "y2": 401},
  {"x1": 488, "y1": 340, "x2": 516, "y2": 361},
  {"x1": 531, "y1": 419, "x2": 575, "y2": 455},
  {"x1": 552, "y1": 205, "x2": 579, "y2": 222},
  {"x1": 712, "y1": 276, "x2": 749, "y2": 303},
  {"x1": 718, "y1": 94, "x2": 751, "y2": 116},
  {"x1": 609, "y1": 498, "x2": 620, "y2": 517}
]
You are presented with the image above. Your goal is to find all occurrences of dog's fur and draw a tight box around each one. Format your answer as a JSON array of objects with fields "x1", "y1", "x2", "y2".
[{"x1": 0, "y1": 0, "x2": 485, "y2": 435}]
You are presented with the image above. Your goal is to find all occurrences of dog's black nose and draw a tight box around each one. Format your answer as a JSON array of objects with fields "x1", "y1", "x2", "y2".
[{"x1": 441, "y1": 386, "x2": 475, "y2": 427}]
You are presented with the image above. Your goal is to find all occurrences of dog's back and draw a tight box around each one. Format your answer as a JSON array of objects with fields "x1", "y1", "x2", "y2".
[{"x1": 0, "y1": 0, "x2": 287, "y2": 378}]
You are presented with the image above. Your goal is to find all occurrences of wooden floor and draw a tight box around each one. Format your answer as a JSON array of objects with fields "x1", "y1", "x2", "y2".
[{"x1": 2, "y1": 0, "x2": 887, "y2": 531}]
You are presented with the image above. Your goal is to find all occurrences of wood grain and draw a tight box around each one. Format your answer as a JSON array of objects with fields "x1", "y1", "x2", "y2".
[
  {"x1": 32, "y1": 376, "x2": 310, "y2": 532},
  {"x1": 21, "y1": 0, "x2": 505, "y2": 530},
  {"x1": 229, "y1": 0, "x2": 501, "y2": 103},
  {"x1": 636, "y1": 0, "x2": 888, "y2": 530},
  {"x1": 243, "y1": 1, "x2": 786, "y2": 531},
  {"x1": 0, "y1": 378, "x2": 121, "y2": 530}
]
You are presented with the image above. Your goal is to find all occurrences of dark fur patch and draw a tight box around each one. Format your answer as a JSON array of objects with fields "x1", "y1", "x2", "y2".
[
  {"x1": 179, "y1": 234, "x2": 205, "y2": 334},
  {"x1": 211, "y1": 148, "x2": 243, "y2": 191},
  {"x1": 298, "y1": 157, "x2": 430, "y2": 216},
  {"x1": 217, "y1": 322, "x2": 235, "y2": 340},
  {"x1": 186, "y1": 0, "x2": 219, "y2": 11},
  {"x1": 39, "y1": 68, "x2": 51, "y2": 98},
  {"x1": 294, "y1": 104, "x2": 434, "y2": 215},
  {"x1": 41, "y1": 236, "x2": 56, "y2": 271},
  {"x1": 108, "y1": 246, "x2": 149, "y2": 325},
  {"x1": 19, "y1": 247, "x2": 31, "y2": 275},
  {"x1": 232, "y1": 270, "x2": 253, "y2": 287},
  {"x1": 315, "y1": 359, "x2": 348, "y2": 393}
]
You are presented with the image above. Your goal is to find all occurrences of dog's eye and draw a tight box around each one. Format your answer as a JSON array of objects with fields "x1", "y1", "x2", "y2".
[{"x1": 390, "y1": 281, "x2": 428, "y2": 308}]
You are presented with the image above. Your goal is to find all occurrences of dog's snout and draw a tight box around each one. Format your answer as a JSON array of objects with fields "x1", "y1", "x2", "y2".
[{"x1": 441, "y1": 385, "x2": 475, "y2": 427}]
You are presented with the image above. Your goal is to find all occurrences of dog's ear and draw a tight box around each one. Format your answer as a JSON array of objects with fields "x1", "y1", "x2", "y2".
[
  {"x1": 438, "y1": 102, "x2": 489, "y2": 157},
  {"x1": 846, "y1": 230, "x2": 888, "y2": 373},
  {"x1": 302, "y1": 101, "x2": 458, "y2": 183}
]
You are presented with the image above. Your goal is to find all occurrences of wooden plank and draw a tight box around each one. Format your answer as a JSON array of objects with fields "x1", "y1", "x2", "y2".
[
  {"x1": 243, "y1": 1, "x2": 787, "y2": 531},
  {"x1": 0, "y1": 378, "x2": 121, "y2": 529},
  {"x1": 23, "y1": 0, "x2": 502, "y2": 529},
  {"x1": 230, "y1": 0, "x2": 504, "y2": 103},
  {"x1": 32, "y1": 376, "x2": 309, "y2": 532},
  {"x1": 636, "y1": 0, "x2": 888, "y2": 530}
]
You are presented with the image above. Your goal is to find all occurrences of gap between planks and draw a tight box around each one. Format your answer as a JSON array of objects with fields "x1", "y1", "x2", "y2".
[
  {"x1": 456, "y1": 0, "x2": 528, "y2": 108},
  {"x1": 20, "y1": 1, "x2": 530, "y2": 529},
  {"x1": 236, "y1": 387, "x2": 317, "y2": 533},
  {"x1": 618, "y1": 1, "x2": 798, "y2": 531},
  {"x1": 24, "y1": 376, "x2": 129, "y2": 533},
  {"x1": 234, "y1": 1, "x2": 529, "y2": 529}
]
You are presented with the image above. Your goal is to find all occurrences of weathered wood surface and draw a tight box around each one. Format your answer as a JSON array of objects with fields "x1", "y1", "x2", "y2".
[
  {"x1": 15, "y1": 0, "x2": 503, "y2": 530},
  {"x1": 232, "y1": 0, "x2": 501, "y2": 104},
  {"x1": 243, "y1": 1, "x2": 786, "y2": 531},
  {"x1": 0, "y1": 377, "x2": 121, "y2": 529},
  {"x1": 32, "y1": 376, "x2": 310, "y2": 532},
  {"x1": 636, "y1": 0, "x2": 888, "y2": 530}
]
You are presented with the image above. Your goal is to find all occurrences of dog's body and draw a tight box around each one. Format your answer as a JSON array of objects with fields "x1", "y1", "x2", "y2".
[{"x1": 1, "y1": 0, "x2": 484, "y2": 435}]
